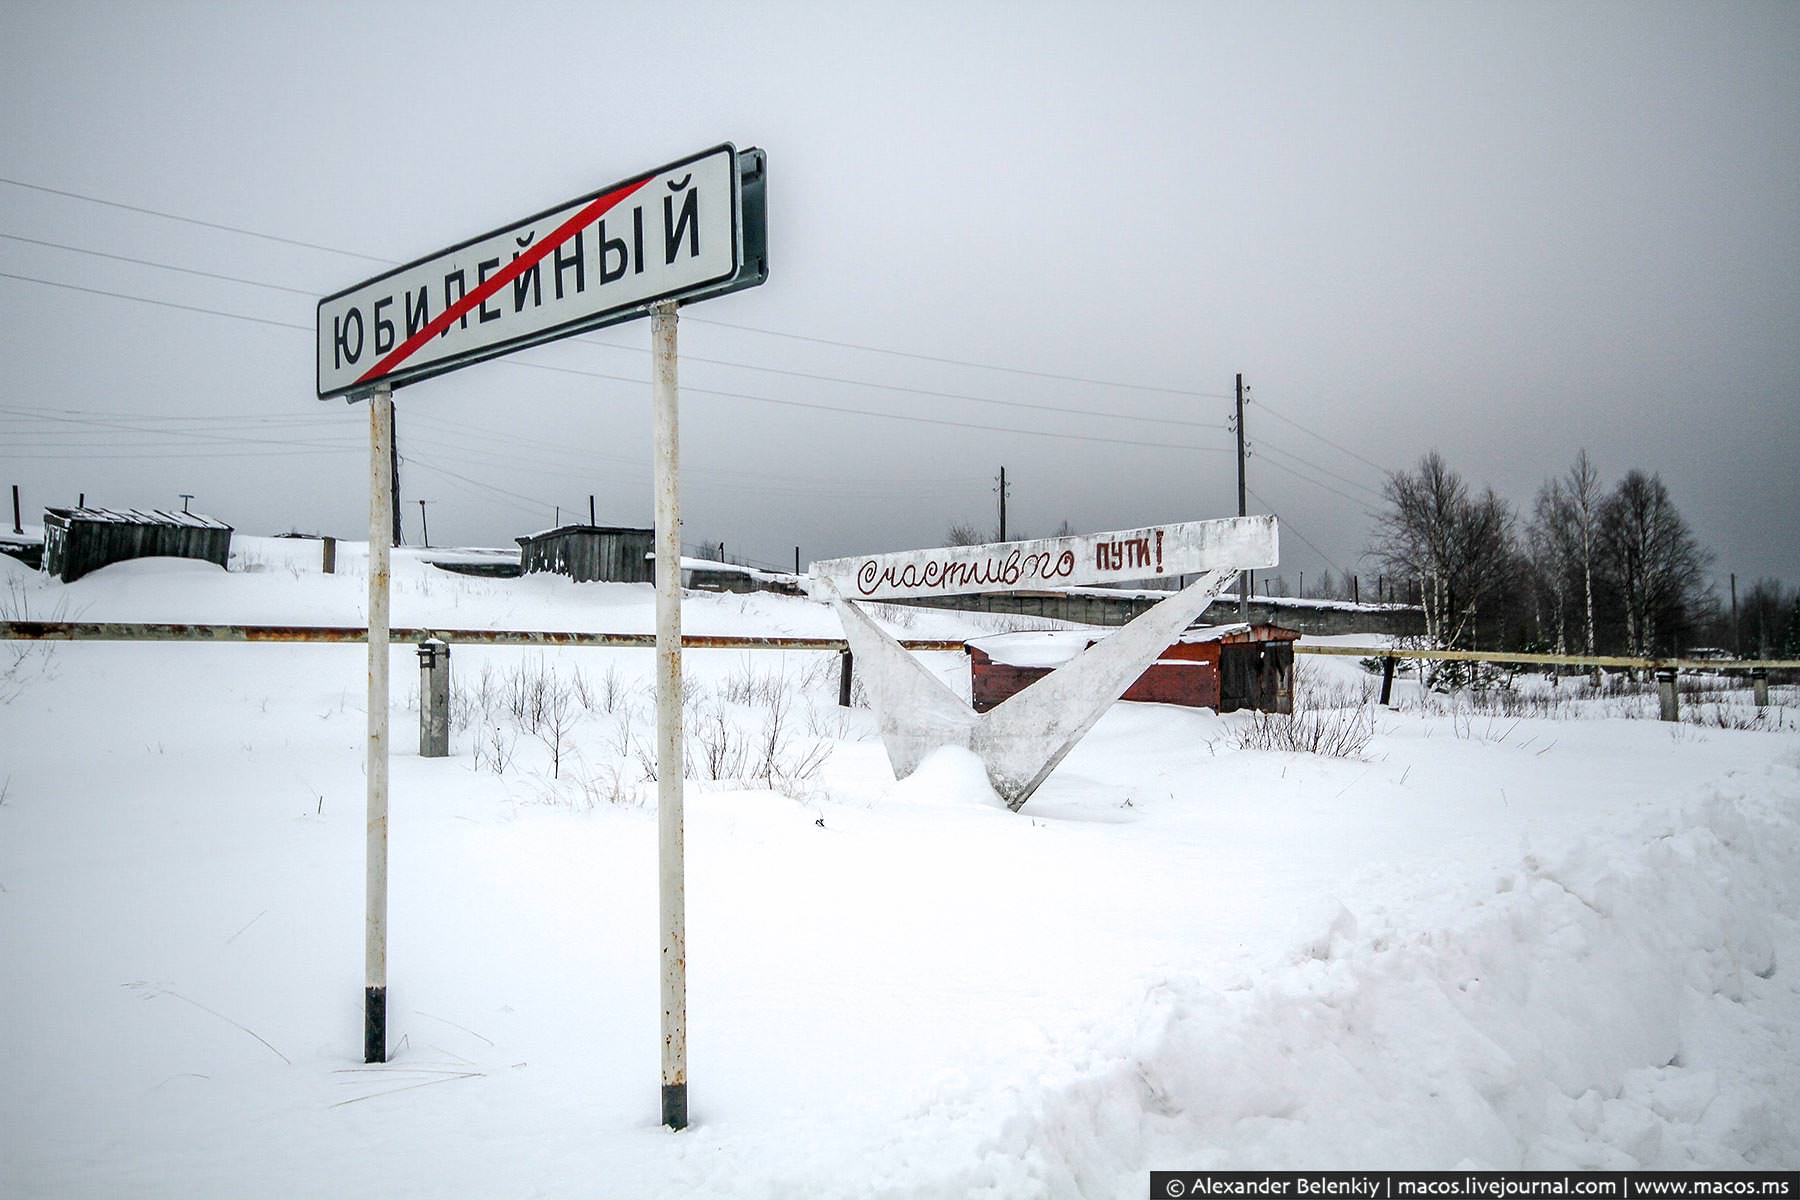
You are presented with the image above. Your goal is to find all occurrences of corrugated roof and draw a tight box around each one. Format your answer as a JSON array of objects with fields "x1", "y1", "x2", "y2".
[{"x1": 47, "y1": 506, "x2": 231, "y2": 530}]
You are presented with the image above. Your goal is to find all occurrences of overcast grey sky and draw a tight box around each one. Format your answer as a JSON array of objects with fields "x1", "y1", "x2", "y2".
[{"x1": 3, "y1": 1, "x2": 1795, "y2": 588}]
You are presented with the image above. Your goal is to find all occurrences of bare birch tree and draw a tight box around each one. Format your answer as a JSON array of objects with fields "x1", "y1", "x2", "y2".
[
  {"x1": 1370, "y1": 452, "x2": 1515, "y2": 661},
  {"x1": 1566, "y1": 450, "x2": 1603, "y2": 659},
  {"x1": 1595, "y1": 470, "x2": 1711, "y2": 657}
]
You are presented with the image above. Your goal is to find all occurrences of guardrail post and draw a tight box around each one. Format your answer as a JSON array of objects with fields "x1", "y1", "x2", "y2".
[
  {"x1": 1751, "y1": 667, "x2": 1769, "y2": 709},
  {"x1": 1379, "y1": 655, "x2": 1397, "y2": 706},
  {"x1": 1656, "y1": 669, "x2": 1679, "y2": 722},
  {"x1": 417, "y1": 638, "x2": 450, "y2": 757},
  {"x1": 322, "y1": 536, "x2": 337, "y2": 575},
  {"x1": 839, "y1": 648, "x2": 854, "y2": 707}
]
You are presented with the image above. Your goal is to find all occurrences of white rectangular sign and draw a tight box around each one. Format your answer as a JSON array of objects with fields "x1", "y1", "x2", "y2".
[
  {"x1": 317, "y1": 144, "x2": 760, "y2": 398},
  {"x1": 810, "y1": 515, "x2": 1278, "y2": 601}
]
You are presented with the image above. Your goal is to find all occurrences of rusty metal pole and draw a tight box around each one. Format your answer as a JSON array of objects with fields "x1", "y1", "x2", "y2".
[
  {"x1": 651, "y1": 301, "x2": 687, "y2": 1130},
  {"x1": 365, "y1": 383, "x2": 393, "y2": 1064}
]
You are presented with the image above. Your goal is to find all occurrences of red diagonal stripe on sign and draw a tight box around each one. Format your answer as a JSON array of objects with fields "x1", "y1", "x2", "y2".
[{"x1": 354, "y1": 176, "x2": 655, "y2": 387}]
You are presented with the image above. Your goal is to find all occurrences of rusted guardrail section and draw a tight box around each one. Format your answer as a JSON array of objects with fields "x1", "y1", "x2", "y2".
[
  {"x1": 3, "y1": 621, "x2": 1796, "y2": 670},
  {"x1": 0, "y1": 620, "x2": 965, "y2": 653},
  {"x1": 1294, "y1": 644, "x2": 1800, "y2": 672}
]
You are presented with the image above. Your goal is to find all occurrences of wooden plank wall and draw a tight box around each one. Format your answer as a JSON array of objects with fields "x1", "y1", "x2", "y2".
[
  {"x1": 519, "y1": 528, "x2": 654, "y2": 584},
  {"x1": 46, "y1": 517, "x2": 231, "y2": 583}
]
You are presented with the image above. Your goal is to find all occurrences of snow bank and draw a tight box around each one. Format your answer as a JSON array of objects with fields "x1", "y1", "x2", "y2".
[{"x1": 734, "y1": 763, "x2": 1800, "y2": 1194}]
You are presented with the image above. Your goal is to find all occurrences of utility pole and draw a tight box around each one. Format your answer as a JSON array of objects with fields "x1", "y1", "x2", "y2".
[
  {"x1": 417, "y1": 500, "x2": 433, "y2": 549},
  {"x1": 179, "y1": 493, "x2": 194, "y2": 514},
  {"x1": 388, "y1": 396, "x2": 402, "y2": 547},
  {"x1": 997, "y1": 466, "x2": 1009, "y2": 541},
  {"x1": 1234, "y1": 372, "x2": 1248, "y2": 619},
  {"x1": 1730, "y1": 573, "x2": 1739, "y2": 657}
]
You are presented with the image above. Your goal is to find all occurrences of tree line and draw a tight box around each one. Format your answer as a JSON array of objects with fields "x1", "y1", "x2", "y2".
[{"x1": 1371, "y1": 449, "x2": 1799, "y2": 659}]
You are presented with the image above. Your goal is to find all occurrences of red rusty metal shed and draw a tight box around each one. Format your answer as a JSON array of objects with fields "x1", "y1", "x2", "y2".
[{"x1": 966, "y1": 622, "x2": 1299, "y2": 714}]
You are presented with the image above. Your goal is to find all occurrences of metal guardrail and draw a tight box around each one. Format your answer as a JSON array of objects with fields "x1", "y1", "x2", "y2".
[
  {"x1": 3, "y1": 621, "x2": 1795, "y2": 671},
  {"x1": 0, "y1": 620, "x2": 965, "y2": 653},
  {"x1": 1294, "y1": 644, "x2": 1800, "y2": 672}
]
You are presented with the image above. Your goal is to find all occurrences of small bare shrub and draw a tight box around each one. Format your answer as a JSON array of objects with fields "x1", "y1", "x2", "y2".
[
  {"x1": 474, "y1": 724, "x2": 515, "y2": 775},
  {"x1": 1232, "y1": 666, "x2": 1373, "y2": 758},
  {"x1": 1234, "y1": 705, "x2": 1374, "y2": 758},
  {"x1": 2, "y1": 578, "x2": 64, "y2": 700},
  {"x1": 689, "y1": 703, "x2": 750, "y2": 781},
  {"x1": 535, "y1": 671, "x2": 576, "y2": 779}
]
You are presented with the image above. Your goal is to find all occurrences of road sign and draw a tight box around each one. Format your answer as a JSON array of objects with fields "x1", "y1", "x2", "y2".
[
  {"x1": 808, "y1": 515, "x2": 1279, "y2": 602},
  {"x1": 316, "y1": 144, "x2": 766, "y2": 399}
]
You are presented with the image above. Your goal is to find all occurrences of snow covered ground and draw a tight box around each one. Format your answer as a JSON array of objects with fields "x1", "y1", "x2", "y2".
[{"x1": 2, "y1": 538, "x2": 1797, "y2": 1196}]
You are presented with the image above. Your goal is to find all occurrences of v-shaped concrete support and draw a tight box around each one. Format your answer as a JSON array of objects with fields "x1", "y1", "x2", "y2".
[{"x1": 827, "y1": 568, "x2": 1240, "y2": 809}]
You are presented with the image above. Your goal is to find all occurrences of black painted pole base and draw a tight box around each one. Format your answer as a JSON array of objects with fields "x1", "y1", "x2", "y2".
[
  {"x1": 364, "y1": 986, "x2": 386, "y2": 1064},
  {"x1": 662, "y1": 1083, "x2": 688, "y2": 1130}
]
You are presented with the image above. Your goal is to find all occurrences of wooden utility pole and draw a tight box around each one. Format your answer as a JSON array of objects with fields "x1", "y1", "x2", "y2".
[
  {"x1": 1730, "y1": 573, "x2": 1739, "y2": 656},
  {"x1": 388, "y1": 396, "x2": 402, "y2": 547},
  {"x1": 1234, "y1": 373, "x2": 1248, "y2": 619},
  {"x1": 997, "y1": 466, "x2": 1008, "y2": 542}
]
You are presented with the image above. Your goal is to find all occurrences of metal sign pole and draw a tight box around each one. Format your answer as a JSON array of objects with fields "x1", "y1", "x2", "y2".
[
  {"x1": 365, "y1": 383, "x2": 393, "y2": 1064},
  {"x1": 651, "y1": 301, "x2": 687, "y2": 1129}
]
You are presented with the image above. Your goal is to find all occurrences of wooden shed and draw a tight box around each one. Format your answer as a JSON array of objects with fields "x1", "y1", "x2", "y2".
[
  {"x1": 42, "y1": 506, "x2": 232, "y2": 583},
  {"x1": 966, "y1": 622, "x2": 1299, "y2": 714},
  {"x1": 515, "y1": 524, "x2": 654, "y2": 583}
]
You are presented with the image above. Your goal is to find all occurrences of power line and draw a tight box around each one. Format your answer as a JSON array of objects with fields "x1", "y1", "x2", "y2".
[
  {"x1": 404, "y1": 432, "x2": 995, "y2": 504},
  {"x1": 684, "y1": 315, "x2": 1235, "y2": 399},
  {"x1": 1251, "y1": 396, "x2": 1391, "y2": 477},
  {"x1": 0, "y1": 270, "x2": 311, "y2": 332},
  {"x1": 403, "y1": 456, "x2": 566, "y2": 518},
  {"x1": 0, "y1": 176, "x2": 392, "y2": 263},
  {"x1": 581, "y1": 338, "x2": 1222, "y2": 430},
  {"x1": 0, "y1": 232, "x2": 320, "y2": 295},
  {"x1": 2, "y1": 172, "x2": 1255, "y2": 417},
  {"x1": 1253, "y1": 437, "x2": 1387, "y2": 502},
  {"x1": 1246, "y1": 485, "x2": 1350, "y2": 577},
  {"x1": 14, "y1": 226, "x2": 1224, "y2": 433},
  {"x1": 0, "y1": 272, "x2": 1234, "y2": 452},
  {"x1": 499, "y1": 356, "x2": 1237, "y2": 454},
  {"x1": 0, "y1": 403, "x2": 355, "y2": 452},
  {"x1": 2, "y1": 445, "x2": 358, "y2": 462},
  {"x1": 1252, "y1": 452, "x2": 1383, "y2": 510}
]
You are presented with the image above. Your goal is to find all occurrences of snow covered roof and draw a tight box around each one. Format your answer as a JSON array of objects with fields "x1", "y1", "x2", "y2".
[
  {"x1": 45, "y1": 506, "x2": 231, "y2": 530},
  {"x1": 516, "y1": 524, "x2": 652, "y2": 542}
]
